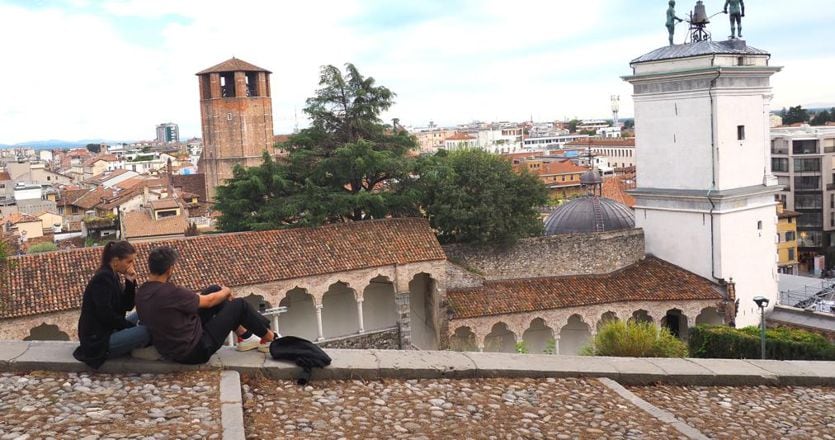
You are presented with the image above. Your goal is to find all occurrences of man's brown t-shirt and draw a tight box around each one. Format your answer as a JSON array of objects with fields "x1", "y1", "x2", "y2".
[{"x1": 136, "y1": 281, "x2": 202, "y2": 361}]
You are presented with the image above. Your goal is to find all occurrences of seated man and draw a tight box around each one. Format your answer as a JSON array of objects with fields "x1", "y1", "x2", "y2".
[{"x1": 136, "y1": 246, "x2": 276, "y2": 364}]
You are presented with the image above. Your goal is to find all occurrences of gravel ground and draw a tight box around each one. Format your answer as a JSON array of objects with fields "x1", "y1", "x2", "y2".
[
  {"x1": 242, "y1": 376, "x2": 684, "y2": 440},
  {"x1": 0, "y1": 370, "x2": 221, "y2": 440},
  {"x1": 630, "y1": 384, "x2": 835, "y2": 439}
]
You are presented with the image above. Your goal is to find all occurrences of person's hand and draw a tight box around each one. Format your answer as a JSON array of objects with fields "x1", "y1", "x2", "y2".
[
  {"x1": 124, "y1": 264, "x2": 137, "y2": 283},
  {"x1": 220, "y1": 285, "x2": 233, "y2": 300},
  {"x1": 723, "y1": 9, "x2": 728, "y2": 14}
]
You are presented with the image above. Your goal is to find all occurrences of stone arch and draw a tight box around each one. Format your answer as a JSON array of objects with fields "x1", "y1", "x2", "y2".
[
  {"x1": 242, "y1": 293, "x2": 272, "y2": 312},
  {"x1": 449, "y1": 326, "x2": 478, "y2": 352},
  {"x1": 362, "y1": 275, "x2": 397, "y2": 332},
  {"x1": 322, "y1": 282, "x2": 360, "y2": 339},
  {"x1": 522, "y1": 318, "x2": 555, "y2": 354},
  {"x1": 661, "y1": 308, "x2": 689, "y2": 340},
  {"x1": 23, "y1": 323, "x2": 70, "y2": 341},
  {"x1": 559, "y1": 314, "x2": 591, "y2": 355},
  {"x1": 277, "y1": 287, "x2": 318, "y2": 341},
  {"x1": 630, "y1": 309, "x2": 654, "y2": 324},
  {"x1": 695, "y1": 307, "x2": 724, "y2": 326},
  {"x1": 483, "y1": 322, "x2": 517, "y2": 353},
  {"x1": 409, "y1": 273, "x2": 439, "y2": 350},
  {"x1": 596, "y1": 311, "x2": 620, "y2": 332}
]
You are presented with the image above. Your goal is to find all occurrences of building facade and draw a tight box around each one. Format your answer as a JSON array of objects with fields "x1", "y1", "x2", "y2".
[
  {"x1": 156, "y1": 123, "x2": 180, "y2": 144},
  {"x1": 625, "y1": 39, "x2": 782, "y2": 327},
  {"x1": 777, "y1": 205, "x2": 800, "y2": 275},
  {"x1": 196, "y1": 58, "x2": 275, "y2": 201},
  {"x1": 770, "y1": 126, "x2": 835, "y2": 272}
]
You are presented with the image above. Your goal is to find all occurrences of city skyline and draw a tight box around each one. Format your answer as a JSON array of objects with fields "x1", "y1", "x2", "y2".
[{"x1": 1, "y1": 0, "x2": 833, "y2": 144}]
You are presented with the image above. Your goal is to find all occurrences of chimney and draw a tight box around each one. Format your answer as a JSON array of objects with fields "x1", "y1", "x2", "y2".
[
  {"x1": 143, "y1": 185, "x2": 149, "y2": 205},
  {"x1": 166, "y1": 158, "x2": 174, "y2": 198}
]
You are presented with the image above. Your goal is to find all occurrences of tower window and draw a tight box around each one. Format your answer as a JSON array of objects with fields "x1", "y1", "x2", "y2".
[
  {"x1": 737, "y1": 56, "x2": 744, "y2": 66},
  {"x1": 245, "y1": 72, "x2": 259, "y2": 97},
  {"x1": 737, "y1": 125, "x2": 745, "y2": 141},
  {"x1": 757, "y1": 220, "x2": 762, "y2": 230},
  {"x1": 220, "y1": 72, "x2": 235, "y2": 97}
]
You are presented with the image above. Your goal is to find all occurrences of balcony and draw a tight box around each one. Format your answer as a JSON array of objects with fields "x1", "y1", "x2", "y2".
[{"x1": 827, "y1": 183, "x2": 835, "y2": 190}]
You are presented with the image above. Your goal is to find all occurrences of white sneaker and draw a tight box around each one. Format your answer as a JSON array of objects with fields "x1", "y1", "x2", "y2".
[
  {"x1": 236, "y1": 335, "x2": 261, "y2": 352},
  {"x1": 131, "y1": 345, "x2": 162, "y2": 361}
]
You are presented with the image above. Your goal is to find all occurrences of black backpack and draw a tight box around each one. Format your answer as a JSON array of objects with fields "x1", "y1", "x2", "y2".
[{"x1": 269, "y1": 336, "x2": 332, "y2": 385}]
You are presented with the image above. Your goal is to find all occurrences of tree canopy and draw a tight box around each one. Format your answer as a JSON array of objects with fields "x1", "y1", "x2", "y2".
[
  {"x1": 214, "y1": 64, "x2": 550, "y2": 245},
  {"x1": 416, "y1": 149, "x2": 548, "y2": 245},
  {"x1": 811, "y1": 108, "x2": 835, "y2": 126},
  {"x1": 780, "y1": 106, "x2": 810, "y2": 125}
]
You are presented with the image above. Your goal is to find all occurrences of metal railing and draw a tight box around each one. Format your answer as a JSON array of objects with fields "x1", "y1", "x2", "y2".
[{"x1": 779, "y1": 281, "x2": 835, "y2": 313}]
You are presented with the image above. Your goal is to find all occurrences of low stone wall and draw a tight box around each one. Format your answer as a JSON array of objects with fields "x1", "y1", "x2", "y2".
[
  {"x1": 317, "y1": 327, "x2": 400, "y2": 350},
  {"x1": 442, "y1": 228, "x2": 645, "y2": 281},
  {"x1": 445, "y1": 261, "x2": 485, "y2": 289}
]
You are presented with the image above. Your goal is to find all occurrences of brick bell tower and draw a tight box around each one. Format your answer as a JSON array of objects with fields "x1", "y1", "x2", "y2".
[{"x1": 196, "y1": 57, "x2": 274, "y2": 201}]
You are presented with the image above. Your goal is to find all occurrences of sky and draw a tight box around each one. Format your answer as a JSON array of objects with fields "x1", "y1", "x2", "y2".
[{"x1": 1, "y1": 0, "x2": 833, "y2": 144}]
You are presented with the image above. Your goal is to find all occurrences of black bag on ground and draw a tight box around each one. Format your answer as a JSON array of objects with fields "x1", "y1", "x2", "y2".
[{"x1": 269, "y1": 336, "x2": 332, "y2": 385}]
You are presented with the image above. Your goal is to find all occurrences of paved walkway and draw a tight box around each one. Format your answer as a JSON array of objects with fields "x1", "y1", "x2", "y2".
[{"x1": 1, "y1": 341, "x2": 834, "y2": 439}]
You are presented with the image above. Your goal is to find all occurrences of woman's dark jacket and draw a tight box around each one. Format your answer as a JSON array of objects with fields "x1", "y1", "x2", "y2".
[{"x1": 72, "y1": 266, "x2": 136, "y2": 368}]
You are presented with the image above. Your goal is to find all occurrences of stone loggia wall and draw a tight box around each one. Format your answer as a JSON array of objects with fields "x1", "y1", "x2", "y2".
[
  {"x1": 446, "y1": 261, "x2": 485, "y2": 290},
  {"x1": 443, "y1": 228, "x2": 645, "y2": 281},
  {"x1": 316, "y1": 327, "x2": 401, "y2": 350}
]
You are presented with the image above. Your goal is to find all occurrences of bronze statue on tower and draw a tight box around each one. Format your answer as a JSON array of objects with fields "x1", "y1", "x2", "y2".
[{"x1": 724, "y1": 0, "x2": 745, "y2": 39}]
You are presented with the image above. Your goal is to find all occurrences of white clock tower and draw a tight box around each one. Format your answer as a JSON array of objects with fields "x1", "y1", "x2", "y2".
[{"x1": 624, "y1": 40, "x2": 782, "y2": 327}]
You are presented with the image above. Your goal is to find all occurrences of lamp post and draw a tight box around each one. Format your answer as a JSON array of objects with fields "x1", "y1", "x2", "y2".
[{"x1": 753, "y1": 296, "x2": 770, "y2": 359}]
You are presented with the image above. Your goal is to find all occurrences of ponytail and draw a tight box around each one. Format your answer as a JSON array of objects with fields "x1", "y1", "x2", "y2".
[{"x1": 100, "y1": 240, "x2": 136, "y2": 269}]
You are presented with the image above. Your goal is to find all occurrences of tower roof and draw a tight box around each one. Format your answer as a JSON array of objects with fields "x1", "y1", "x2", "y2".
[
  {"x1": 196, "y1": 57, "x2": 271, "y2": 75},
  {"x1": 631, "y1": 40, "x2": 769, "y2": 65}
]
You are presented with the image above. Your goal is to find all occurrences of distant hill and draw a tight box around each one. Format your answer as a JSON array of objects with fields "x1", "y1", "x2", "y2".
[{"x1": 0, "y1": 139, "x2": 131, "y2": 150}]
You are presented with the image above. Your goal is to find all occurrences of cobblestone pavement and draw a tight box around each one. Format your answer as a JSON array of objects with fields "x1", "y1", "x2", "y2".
[
  {"x1": 630, "y1": 384, "x2": 835, "y2": 439},
  {"x1": 242, "y1": 377, "x2": 684, "y2": 440},
  {"x1": 0, "y1": 370, "x2": 221, "y2": 440}
]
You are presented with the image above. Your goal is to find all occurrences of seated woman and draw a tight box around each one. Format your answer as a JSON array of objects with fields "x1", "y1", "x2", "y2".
[{"x1": 73, "y1": 240, "x2": 151, "y2": 369}]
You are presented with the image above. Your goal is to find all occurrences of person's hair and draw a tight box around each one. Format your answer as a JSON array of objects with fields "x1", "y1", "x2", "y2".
[
  {"x1": 100, "y1": 240, "x2": 136, "y2": 269},
  {"x1": 147, "y1": 246, "x2": 179, "y2": 276}
]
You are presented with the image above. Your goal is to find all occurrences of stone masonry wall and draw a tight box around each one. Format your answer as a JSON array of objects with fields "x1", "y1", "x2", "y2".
[
  {"x1": 442, "y1": 228, "x2": 645, "y2": 281},
  {"x1": 316, "y1": 327, "x2": 401, "y2": 350}
]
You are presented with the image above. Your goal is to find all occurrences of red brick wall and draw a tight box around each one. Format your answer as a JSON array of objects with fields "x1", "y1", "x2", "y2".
[{"x1": 199, "y1": 71, "x2": 274, "y2": 201}]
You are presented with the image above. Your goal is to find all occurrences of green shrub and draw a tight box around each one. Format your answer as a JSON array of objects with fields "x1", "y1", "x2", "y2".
[
  {"x1": 581, "y1": 320, "x2": 688, "y2": 357},
  {"x1": 689, "y1": 325, "x2": 835, "y2": 360},
  {"x1": 27, "y1": 242, "x2": 58, "y2": 254}
]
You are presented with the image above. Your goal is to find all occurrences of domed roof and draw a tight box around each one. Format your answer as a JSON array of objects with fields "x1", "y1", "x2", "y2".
[
  {"x1": 544, "y1": 196, "x2": 635, "y2": 235},
  {"x1": 580, "y1": 169, "x2": 602, "y2": 186}
]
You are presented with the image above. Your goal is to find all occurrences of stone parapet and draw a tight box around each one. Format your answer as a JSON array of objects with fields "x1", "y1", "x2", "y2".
[
  {"x1": 442, "y1": 228, "x2": 645, "y2": 280},
  {"x1": 1, "y1": 341, "x2": 833, "y2": 386}
]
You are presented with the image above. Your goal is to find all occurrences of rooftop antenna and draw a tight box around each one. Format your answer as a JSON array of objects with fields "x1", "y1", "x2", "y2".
[
  {"x1": 293, "y1": 108, "x2": 299, "y2": 134},
  {"x1": 610, "y1": 95, "x2": 620, "y2": 127}
]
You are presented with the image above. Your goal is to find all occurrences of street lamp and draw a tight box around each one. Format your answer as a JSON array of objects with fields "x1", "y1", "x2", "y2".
[{"x1": 753, "y1": 296, "x2": 770, "y2": 359}]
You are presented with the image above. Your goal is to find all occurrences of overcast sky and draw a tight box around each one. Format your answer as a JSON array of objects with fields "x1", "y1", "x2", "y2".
[{"x1": 1, "y1": 0, "x2": 833, "y2": 144}]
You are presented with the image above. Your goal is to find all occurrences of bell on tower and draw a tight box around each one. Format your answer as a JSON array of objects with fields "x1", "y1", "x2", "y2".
[{"x1": 195, "y1": 57, "x2": 275, "y2": 202}]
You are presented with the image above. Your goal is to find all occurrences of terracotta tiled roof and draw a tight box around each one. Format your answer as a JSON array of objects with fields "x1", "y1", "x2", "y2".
[
  {"x1": 73, "y1": 187, "x2": 116, "y2": 210},
  {"x1": 3, "y1": 212, "x2": 40, "y2": 225},
  {"x1": 0, "y1": 172, "x2": 11, "y2": 181},
  {"x1": 122, "y1": 210, "x2": 188, "y2": 240},
  {"x1": 566, "y1": 138, "x2": 635, "y2": 148},
  {"x1": 778, "y1": 209, "x2": 800, "y2": 219},
  {"x1": 149, "y1": 198, "x2": 180, "y2": 210},
  {"x1": 196, "y1": 57, "x2": 271, "y2": 75},
  {"x1": 602, "y1": 176, "x2": 636, "y2": 208},
  {"x1": 445, "y1": 133, "x2": 475, "y2": 141},
  {"x1": 447, "y1": 256, "x2": 722, "y2": 319},
  {"x1": 84, "y1": 169, "x2": 131, "y2": 186},
  {"x1": 171, "y1": 174, "x2": 207, "y2": 203},
  {"x1": 0, "y1": 218, "x2": 445, "y2": 319}
]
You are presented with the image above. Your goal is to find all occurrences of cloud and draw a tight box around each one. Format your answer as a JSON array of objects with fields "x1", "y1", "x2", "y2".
[{"x1": 0, "y1": 0, "x2": 832, "y2": 144}]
